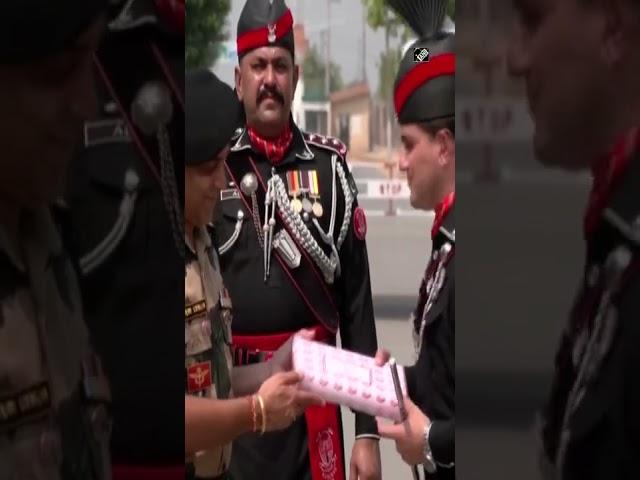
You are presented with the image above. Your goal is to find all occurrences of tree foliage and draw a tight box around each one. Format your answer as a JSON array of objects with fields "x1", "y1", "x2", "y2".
[
  {"x1": 186, "y1": 0, "x2": 231, "y2": 69},
  {"x1": 302, "y1": 44, "x2": 344, "y2": 97},
  {"x1": 377, "y1": 47, "x2": 402, "y2": 101},
  {"x1": 362, "y1": 0, "x2": 455, "y2": 100}
]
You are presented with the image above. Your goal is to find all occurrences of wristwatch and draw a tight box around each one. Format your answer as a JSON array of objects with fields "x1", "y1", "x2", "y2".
[{"x1": 423, "y1": 422, "x2": 437, "y2": 474}]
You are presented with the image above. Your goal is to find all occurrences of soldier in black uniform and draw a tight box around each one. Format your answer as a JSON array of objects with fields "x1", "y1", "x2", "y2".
[
  {"x1": 374, "y1": 1, "x2": 455, "y2": 478},
  {"x1": 64, "y1": 1, "x2": 185, "y2": 478},
  {"x1": 1, "y1": 3, "x2": 112, "y2": 479},
  {"x1": 212, "y1": 1, "x2": 382, "y2": 479},
  {"x1": 507, "y1": 0, "x2": 640, "y2": 478}
]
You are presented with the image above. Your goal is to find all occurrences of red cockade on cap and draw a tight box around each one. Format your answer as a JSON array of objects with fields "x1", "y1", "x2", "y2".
[
  {"x1": 237, "y1": 8, "x2": 294, "y2": 56},
  {"x1": 394, "y1": 53, "x2": 455, "y2": 117}
]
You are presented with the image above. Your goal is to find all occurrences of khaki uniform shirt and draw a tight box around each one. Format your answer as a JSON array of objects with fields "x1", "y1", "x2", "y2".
[
  {"x1": 185, "y1": 227, "x2": 234, "y2": 477},
  {"x1": 0, "y1": 207, "x2": 111, "y2": 480}
]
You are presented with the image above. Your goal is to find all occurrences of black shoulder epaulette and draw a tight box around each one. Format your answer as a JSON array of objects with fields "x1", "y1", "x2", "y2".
[{"x1": 302, "y1": 131, "x2": 348, "y2": 159}]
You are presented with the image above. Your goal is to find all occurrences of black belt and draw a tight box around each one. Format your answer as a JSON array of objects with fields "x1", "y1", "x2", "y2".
[{"x1": 232, "y1": 346, "x2": 271, "y2": 366}]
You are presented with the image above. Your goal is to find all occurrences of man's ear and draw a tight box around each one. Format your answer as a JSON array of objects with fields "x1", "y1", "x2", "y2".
[
  {"x1": 234, "y1": 64, "x2": 243, "y2": 101},
  {"x1": 436, "y1": 129, "x2": 455, "y2": 167},
  {"x1": 599, "y1": 0, "x2": 629, "y2": 66}
]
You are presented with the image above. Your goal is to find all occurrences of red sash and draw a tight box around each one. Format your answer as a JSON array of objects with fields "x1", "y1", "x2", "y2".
[
  {"x1": 233, "y1": 326, "x2": 346, "y2": 480},
  {"x1": 112, "y1": 464, "x2": 185, "y2": 480}
]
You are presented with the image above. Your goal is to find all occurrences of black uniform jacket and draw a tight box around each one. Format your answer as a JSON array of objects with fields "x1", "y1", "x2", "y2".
[
  {"x1": 64, "y1": 3, "x2": 185, "y2": 464},
  {"x1": 213, "y1": 123, "x2": 379, "y2": 480},
  {"x1": 405, "y1": 206, "x2": 455, "y2": 479},
  {"x1": 542, "y1": 147, "x2": 640, "y2": 480}
]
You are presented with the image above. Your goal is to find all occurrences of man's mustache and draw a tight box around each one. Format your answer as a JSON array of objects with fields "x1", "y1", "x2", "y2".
[{"x1": 257, "y1": 85, "x2": 284, "y2": 105}]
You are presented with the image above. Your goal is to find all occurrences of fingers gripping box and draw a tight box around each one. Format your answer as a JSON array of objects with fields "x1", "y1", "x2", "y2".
[{"x1": 292, "y1": 337, "x2": 408, "y2": 422}]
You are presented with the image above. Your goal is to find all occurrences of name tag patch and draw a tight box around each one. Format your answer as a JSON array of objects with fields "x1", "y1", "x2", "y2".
[
  {"x1": 220, "y1": 189, "x2": 241, "y2": 201},
  {"x1": 0, "y1": 382, "x2": 51, "y2": 428},
  {"x1": 84, "y1": 118, "x2": 131, "y2": 147},
  {"x1": 185, "y1": 300, "x2": 207, "y2": 321}
]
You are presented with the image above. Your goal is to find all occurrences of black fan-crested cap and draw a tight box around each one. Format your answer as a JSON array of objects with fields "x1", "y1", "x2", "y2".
[
  {"x1": 236, "y1": 0, "x2": 295, "y2": 60},
  {"x1": 386, "y1": 0, "x2": 447, "y2": 39},
  {"x1": 393, "y1": 32, "x2": 455, "y2": 124},
  {"x1": 388, "y1": 0, "x2": 454, "y2": 124}
]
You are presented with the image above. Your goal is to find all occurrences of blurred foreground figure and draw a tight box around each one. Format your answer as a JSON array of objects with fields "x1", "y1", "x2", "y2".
[
  {"x1": 0, "y1": 2, "x2": 112, "y2": 479},
  {"x1": 508, "y1": 0, "x2": 640, "y2": 477},
  {"x1": 65, "y1": 1, "x2": 185, "y2": 478}
]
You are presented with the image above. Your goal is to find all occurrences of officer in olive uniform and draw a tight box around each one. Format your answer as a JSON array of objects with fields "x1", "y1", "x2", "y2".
[
  {"x1": 213, "y1": 1, "x2": 381, "y2": 479},
  {"x1": 184, "y1": 67, "x2": 238, "y2": 480},
  {"x1": 64, "y1": 1, "x2": 185, "y2": 477},
  {"x1": 0, "y1": 2, "x2": 112, "y2": 479},
  {"x1": 185, "y1": 68, "x2": 325, "y2": 480},
  {"x1": 375, "y1": 1, "x2": 455, "y2": 478}
]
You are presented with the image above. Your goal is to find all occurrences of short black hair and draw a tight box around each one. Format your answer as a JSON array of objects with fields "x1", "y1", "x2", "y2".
[{"x1": 418, "y1": 116, "x2": 455, "y2": 138}]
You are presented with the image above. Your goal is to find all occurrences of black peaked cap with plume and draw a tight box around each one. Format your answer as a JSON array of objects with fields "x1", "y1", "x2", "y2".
[
  {"x1": 387, "y1": 0, "x2": 455, "y2": 124},
  {"x1": 236, "y1": 0, "x2": 295, "y2": 61}
]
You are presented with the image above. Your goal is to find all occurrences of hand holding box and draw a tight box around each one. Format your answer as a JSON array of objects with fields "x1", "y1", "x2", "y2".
[{"x1": 292, "y1": 336, "x2": 408, "y2": 422}]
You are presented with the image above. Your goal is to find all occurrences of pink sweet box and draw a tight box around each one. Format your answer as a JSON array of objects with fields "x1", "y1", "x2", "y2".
[{"x1": 292, "y1": 337, "x2": 408, "y2": 422}]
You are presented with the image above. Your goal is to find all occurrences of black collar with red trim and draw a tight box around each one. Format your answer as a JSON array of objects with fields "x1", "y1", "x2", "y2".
[
  {"x1": 597, "y1": 148, "x2": 640, "y2": 249},
  {"x1": 230, "y1": 120, "x2": 315, "y2": 166},
  {"x1": 435, "y1": 204, "x2": 455, "y2": 247}
]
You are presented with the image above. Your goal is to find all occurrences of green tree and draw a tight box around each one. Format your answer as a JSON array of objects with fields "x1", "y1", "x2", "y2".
[
  {"x1": 361, "y1": 0, "x2": 407, "y2": 101},
  {"x1": 362, "y1": 0, "x2": 455, "y2": 100},
  {"x1": 186, "y1": 0, "x2": 231, "y2": 69},
  {"x1": 377, "y1": 47, "x2": 401, "y2": 101},
  {"x1": 302, "y1": 44, "x2": 344, "y2": 100}
]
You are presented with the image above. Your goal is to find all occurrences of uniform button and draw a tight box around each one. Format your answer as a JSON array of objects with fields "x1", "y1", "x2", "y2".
[
  {"x1": 40, "y1": 429, "x2": 62, "y2": 467},
  {"x1": 124, "y1": 169, "x2": 140, "y2": 192}
]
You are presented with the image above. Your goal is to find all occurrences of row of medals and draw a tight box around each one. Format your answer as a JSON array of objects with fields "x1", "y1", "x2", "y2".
[
  {"x1": 240, "y1": 171, "x2": 324, "y2": 222},
  {"x1": 290, "y1": 191, "x2": 323, "y2": 221},
  {"x1": 288, "y1": 170, "x2": 324, "y2": 221}
]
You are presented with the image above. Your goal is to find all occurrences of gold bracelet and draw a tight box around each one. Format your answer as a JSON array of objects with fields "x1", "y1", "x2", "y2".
[
  {"x1": 249, "y1": 395, "x2": 258, "y2": 432},
  {"x1": 256, "y1": 394, "x2": 267, "y2": 435}
]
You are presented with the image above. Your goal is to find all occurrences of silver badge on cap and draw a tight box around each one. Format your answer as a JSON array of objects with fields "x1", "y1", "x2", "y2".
[{"x1": 268, "y1": 24, "x2": 276, "y2": 43}]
